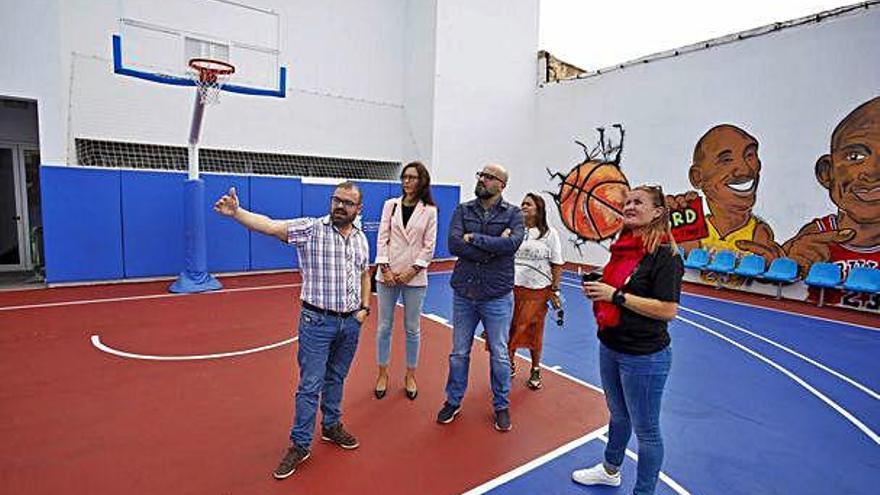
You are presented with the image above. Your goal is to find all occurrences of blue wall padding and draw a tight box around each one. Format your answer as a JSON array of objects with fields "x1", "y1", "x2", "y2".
[
  {"x1": 41, "y1": 166, "x2": 124, "y2": 283},
  {"x1": 121, "y1": 170, "x2": 186, "y2": 278},
  {"x1": 433, "y1": 184, "x2": 460, "y2": 258},
  {"x1": 40, "y1": 167, "x2": 460, "y2": 283},
  {"x1": 248, "y1": 176, "x2": 301, "y2": 270},
  {"x1": 203, "y1": 174, "x2": 251, "y2": 272}
]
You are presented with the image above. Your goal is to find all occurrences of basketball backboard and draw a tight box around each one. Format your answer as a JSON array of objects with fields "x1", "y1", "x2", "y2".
[{"x1": 112, "y1": 0, "x2": 286, "y2": 98}]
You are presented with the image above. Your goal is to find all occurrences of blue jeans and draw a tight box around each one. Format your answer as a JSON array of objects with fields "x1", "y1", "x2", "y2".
[
  {"x1": 376, "y1": 283, "x2": 427, "y2": 368},
  {"x1": 289, "y1": 308, "x2": 361, "y2": 449},
  {"x1": 599, "y1": 343, "x2": 672, "y2": 495},
  {"x1": 445, "y1": 291, "x2": 513, "y2": 411}
]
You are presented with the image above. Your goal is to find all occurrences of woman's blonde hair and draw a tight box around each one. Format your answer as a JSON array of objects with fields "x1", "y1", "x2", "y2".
[{"x1": 630, "y1": 185, "x2": 678, "y2": 255}]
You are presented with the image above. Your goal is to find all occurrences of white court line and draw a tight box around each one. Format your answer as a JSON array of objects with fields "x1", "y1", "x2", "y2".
[
  {"x1": 677, "y1": 315, "x2": 880, "y2": 445},
  {"x1": 461, "y1": 426, "x2": 608, "y2": 495},
  {"x1": 91, "y1": 335, "x2": 298, "y2": 361},
  {"x1": 423, "y1": 307, "x2": 691, "y2": 494},
  {"x1": 680, "y1": 306, "x2": 880, "y2": 401},
  {"x1": 0, "y1": 283, "x2": 303, "y2": 312},
  {"x1": 560, "y1": 272, "x2": 879, "y2": 332},
  {"x1": 597, "y1": 434, "x2": 691, "y2": 495}
]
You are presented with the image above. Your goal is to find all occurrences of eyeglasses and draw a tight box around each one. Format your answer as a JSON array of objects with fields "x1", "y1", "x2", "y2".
[
  {"x1": 476, "y1": 171, "x2": 506, "y2": 185},
  {"x1": 331, "y1": 196, "x2": 359, "y2": 209},
  {"x1": 401, "y1": 174, "x2": 420, "y2": 183}
]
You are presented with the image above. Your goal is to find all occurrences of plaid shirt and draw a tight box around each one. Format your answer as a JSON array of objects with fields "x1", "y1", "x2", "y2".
[{"x1": 287, "y1": 215, "x2": 370, "y2": 312}]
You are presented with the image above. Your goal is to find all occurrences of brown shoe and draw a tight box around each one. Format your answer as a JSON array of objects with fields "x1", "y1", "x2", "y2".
[
  {"x1": 273, "y1": 443, "x2": 310, "y2": 480},
  {"x1": 321, "y1": 423, "x2": 359, "y2": 449}
]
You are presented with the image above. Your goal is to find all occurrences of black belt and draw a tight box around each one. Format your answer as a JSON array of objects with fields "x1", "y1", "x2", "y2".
[{"x1": 302, "y1": 301, "x2": 357, "y2": 318}]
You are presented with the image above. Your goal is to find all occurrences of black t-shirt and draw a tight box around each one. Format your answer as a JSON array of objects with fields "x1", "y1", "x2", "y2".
[
  {"x1": 402, "y1": 203, "x2": 416, "y2": 228},
  {"x1": 597, "y1": 245, "x2": 684, "y2": 355}
]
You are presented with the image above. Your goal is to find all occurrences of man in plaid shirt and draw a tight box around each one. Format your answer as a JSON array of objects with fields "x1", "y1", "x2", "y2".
[{"x1": 214, "y1": 181, "x2": 371, "y2": 480}]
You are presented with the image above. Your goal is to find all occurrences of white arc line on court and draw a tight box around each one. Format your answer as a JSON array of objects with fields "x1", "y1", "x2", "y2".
[
  {"x1": 677, "y1": 315, "x2": 880, "y2": 445},
  {"x1": 597, "y1": 434, "x2": 691, "y2": 495},
  {"x1": 0, "y1": 283, "x2": 303, "y2": 312},
  {"x1": 461, "y1": 427, "x2": 609, "y2": 495},
  {"x1": 679, "y1": 306, "x2": 880, "y2": 401},
  {"x1": 91, "y1": 335, "x2": 298, "y2": 361},
  {"x1": 421, "y1": 308, "x2": 692, "y2": 495}
]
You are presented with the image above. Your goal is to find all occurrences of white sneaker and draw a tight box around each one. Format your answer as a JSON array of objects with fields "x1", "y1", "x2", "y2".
[{"x1": 571, "y1": 462, "x2": 622, "y2": 487}]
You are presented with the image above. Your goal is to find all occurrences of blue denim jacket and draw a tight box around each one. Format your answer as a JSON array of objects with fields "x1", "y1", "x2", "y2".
[{"x1": 449, "y1": 197, "x2": 525, "y2": 300}]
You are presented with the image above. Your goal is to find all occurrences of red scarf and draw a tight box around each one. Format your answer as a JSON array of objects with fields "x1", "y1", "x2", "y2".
[{"x1": 594, "y1": 230, "x2": 647, "y2": 330}]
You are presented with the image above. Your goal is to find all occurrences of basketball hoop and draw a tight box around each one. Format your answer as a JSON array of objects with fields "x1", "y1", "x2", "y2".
[{"x1": 188, "y1": 58, "x2": 235, "y2": 105}]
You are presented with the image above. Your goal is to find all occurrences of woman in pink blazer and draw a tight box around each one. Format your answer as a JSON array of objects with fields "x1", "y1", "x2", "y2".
[{"x1": 374, "y1": 161, "x2": 438, "y2": 400}]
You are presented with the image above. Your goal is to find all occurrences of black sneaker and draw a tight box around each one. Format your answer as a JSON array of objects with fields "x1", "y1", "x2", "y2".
[
  {"x1": 494, "y1": 408, "x2": 512, "y2": 432},
  {"x1": 527, "y1": 367, "x2": 543, "y2": 390},
  {"x1": 321, "y1": 423, "x2": 359, "y2": 449},
  {"x1": 273, "y1": 443, "x2": 310, "y2": 480},
  {"x1": 436, "y1": 402, "x2": 462, "y2": 424}
]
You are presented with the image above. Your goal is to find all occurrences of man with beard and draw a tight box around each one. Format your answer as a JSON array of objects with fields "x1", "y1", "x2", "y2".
[
  {"x1": 437, "y1": 164, "x2": 524, "y2": 432},
  {"x1": 669, "y1": 125, "x2": 782, "y2": 259},
  {"x1": 213, "y1": 181, "x2": 371, "y2": 480},
  {"x1": 783, "y1": 97, "x2": 880, "y2": 310}
]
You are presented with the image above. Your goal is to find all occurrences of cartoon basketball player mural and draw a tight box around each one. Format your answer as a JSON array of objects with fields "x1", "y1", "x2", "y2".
[
  {"x1": 547, "y1": 125, "x2": 629, "y2": 250},
  {"x1": 784, "y1": 96, "x2": 880, "y2": 311},
  {"x1": 667, "y1": 124, "x2": 783, "y2": 258}
]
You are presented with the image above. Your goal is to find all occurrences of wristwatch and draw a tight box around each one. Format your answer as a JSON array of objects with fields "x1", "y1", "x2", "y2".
[
  {"x1": 412, "y1": 265, "x2": 424, "y2": 272},
  {"x1": 612, "y1": 289, "x2": 627, "y2": 306}
]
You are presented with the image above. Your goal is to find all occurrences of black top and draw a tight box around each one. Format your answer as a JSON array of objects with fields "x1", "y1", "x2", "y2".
[
  {"x1": 598, "y1": 246, "x2": 684, "y2": 355},
  {"x1": 402, "y1": 203, "x2": 416, "y2": 228}
]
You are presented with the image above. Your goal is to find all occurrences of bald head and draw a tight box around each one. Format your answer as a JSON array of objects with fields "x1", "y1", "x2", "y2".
[
  {"x1": 831, "y1": 96, "x2": 880, "y2": 150},
  {"x1": 484, "y1": 163, "x2": 509, "y2": 184},
  {"x1": 692, "y1": 124, "x2": 757, "y2": 166}
]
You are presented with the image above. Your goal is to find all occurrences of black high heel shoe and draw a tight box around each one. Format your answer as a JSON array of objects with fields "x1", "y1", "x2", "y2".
[
  {"x1": 374, "y1": 375, "x2": 388, "y2": 400},
  {"x1": 405, "y1": 376, "x2": 418, "y2": 400}
]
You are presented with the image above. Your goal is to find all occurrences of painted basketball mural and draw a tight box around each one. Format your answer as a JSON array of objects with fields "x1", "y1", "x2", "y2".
[{"x1": 548, "y1": 126, "x2": 630, "y2": 246}]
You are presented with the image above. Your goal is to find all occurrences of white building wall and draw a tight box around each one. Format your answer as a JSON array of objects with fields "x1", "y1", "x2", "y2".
[
  {"x1": 536, "y1": 8, "x2": 880, "y2": 266},
  {"x1": 0, "y1": 0, "x2": 64, "y2": 159},
  {"x1": 2, "y1": 0, "x2": 418, "y2": 165},
  {"x1": 401, "y1": 0, "x2": 438, "y2": 167},
  {"x1": 431, "y1": 0, "x2": 540, "y2": 203}
]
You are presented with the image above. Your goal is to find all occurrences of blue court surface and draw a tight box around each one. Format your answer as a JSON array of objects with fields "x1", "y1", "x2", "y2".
[{"x1": 421, "y1": 271, "x2": 880, "y2": 495}]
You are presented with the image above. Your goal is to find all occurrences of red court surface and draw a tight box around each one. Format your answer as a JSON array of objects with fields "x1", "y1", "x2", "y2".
[{"x1": 0, "y1": 274, "x2": 607, "y2": 494}]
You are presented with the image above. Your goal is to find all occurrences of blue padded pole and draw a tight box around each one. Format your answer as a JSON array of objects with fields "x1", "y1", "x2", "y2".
[{"x1": 170, "y1": 179, "x2": 222, "y2": 293}]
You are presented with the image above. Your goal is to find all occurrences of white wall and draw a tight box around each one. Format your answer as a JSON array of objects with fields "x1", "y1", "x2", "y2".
[
  {"x1": 536, "y1": 8, "x2": 880, "y2": 266},
  {"x1": 1, "y1": 0, "x2": 419, "y2": 165},
  {"x1": 0, "y1": 0, "x2": 63, "y2": 159},
  {"x1": 431, "y1": 0, "x2": 540, "y2": 203},
  {"x1": 402, "y1": 0, "x2": 438, "y2": 166}
]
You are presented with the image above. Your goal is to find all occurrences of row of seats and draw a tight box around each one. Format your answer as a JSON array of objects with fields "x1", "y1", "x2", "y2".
[{"x1": 679, "y1": 247, "x2": 880, "y2": 306}]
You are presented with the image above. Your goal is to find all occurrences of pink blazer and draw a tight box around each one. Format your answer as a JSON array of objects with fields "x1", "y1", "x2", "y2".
[{"x1": 375, "y1": 197, "x2": 437, "y2": 287}]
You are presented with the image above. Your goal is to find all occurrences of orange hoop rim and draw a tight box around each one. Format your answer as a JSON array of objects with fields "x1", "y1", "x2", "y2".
[{"x1": 188, "y1": 58, "x2": 236, "y2": 81}]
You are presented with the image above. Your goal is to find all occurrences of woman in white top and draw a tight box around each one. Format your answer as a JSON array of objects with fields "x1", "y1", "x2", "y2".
[{"x1": 508, "y1": 193, "x2": 563, "y2": 390}]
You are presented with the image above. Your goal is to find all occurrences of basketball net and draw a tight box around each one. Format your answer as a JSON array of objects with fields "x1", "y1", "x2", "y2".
[{"x1": 187, "y1": 58, "x2": 235, "y2": 105}]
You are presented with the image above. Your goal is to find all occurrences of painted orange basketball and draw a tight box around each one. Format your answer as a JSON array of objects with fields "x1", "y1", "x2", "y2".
[{"x1": 557, "y1": 161, "x2": 628, "y2": 241}]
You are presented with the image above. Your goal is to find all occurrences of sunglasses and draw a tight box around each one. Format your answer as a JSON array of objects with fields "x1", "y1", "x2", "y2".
[{"x1": 476, "y1": 171, "x2": 506, "y2": 185}]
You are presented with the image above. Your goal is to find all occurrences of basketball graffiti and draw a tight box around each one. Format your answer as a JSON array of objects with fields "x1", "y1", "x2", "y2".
[
  {"x1": 666, "y1": 124, "x2": 782, "y2": 258},
  {"x1": 782, "y1": 96, "x2": 880, "y2": 311},
  {"x1": 547, "y1": 126, "x2": 629, "y2": 249}
]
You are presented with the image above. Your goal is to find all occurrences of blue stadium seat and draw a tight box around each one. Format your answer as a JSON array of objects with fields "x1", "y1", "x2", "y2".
[
  {"x1": 704, "y1": 250, "x2": 737, "y2": 287},
  {"x1": 804, "y1": 262, "x2": 843, "y2": 307},
  {"x1": 760, "y1": 257, "x2": 799, "y2": 299},
  {"x1": 734, "y1": 254, "x2": 766, "y2": 278},
  {"x1": 705, "y1": 250, "x2": 736, "y2": 274},
  {"x1": 842, "y1": 266, "x2": 880, "y2": 294},
  {"x1": 683, "y1": 248, "x2": 710, "y2": 270}
]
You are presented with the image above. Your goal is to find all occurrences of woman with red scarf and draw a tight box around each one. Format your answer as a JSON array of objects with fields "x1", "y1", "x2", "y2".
[{"x1": 572, "y1": 185, "x2": 683, "y2": 495}]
